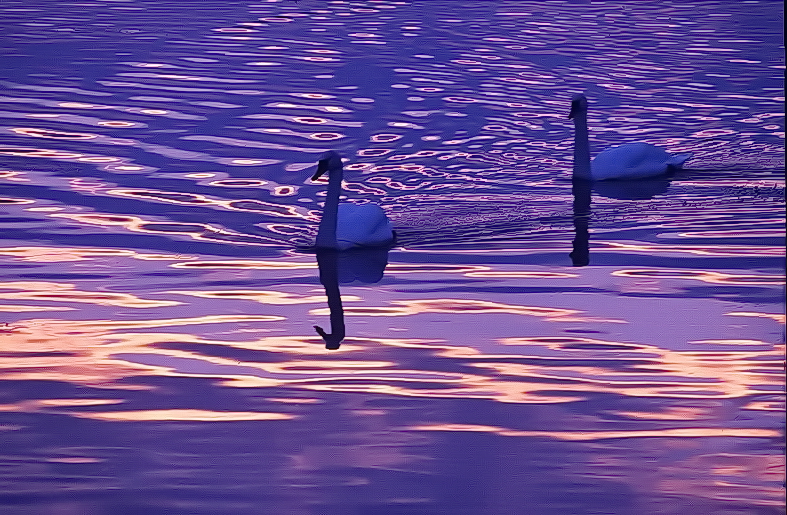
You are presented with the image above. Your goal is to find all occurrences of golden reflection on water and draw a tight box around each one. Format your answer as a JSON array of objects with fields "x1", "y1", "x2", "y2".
[
  {"x1": 613, "y1": 268, "x2": 785, "y2": 285},
  {"x1": 311, "y1": 298, "x2": 582, "y2": 319},
  {"x1": 600, "y1": 241, "x2": 784, "y2": 258},
  {"x1": 690, "y1": 339, "x2": 772, "y2": 346},
  {"x1": 727, "y1": 311, "x2": 786, "y2": 324},
  {"x1": 165, "y1": 289, "x2": 354, "y2": 304},
  {"x1": 612, "y1": 406, "x2": 717, "y2": 421},
  {"x1": 0, "y1": 280, "x2": 181, "y2": 308},
  {"x1": 3, "y1": 302, "x2": 777, "y2": 404},
  {"x1": 744, "y1": 401, "x2": 785, "y2": 411},
  {"x1": 0, "y1": 245, "x2": 194, "y2": 262},
  {"x1": 409, "y1": 423, "x2": 779, "y2": 440},
  {"x1": 0, "y1": 243, "x2": 780, "y2": 408}
]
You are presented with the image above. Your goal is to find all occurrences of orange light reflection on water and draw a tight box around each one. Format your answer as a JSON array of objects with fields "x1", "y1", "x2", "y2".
[
  {"x1": 408, "y1": 423, "x2": 780, "y2": 440},
  {"x1": 165, "y1": 289, "x2": 360, "y2": 304},
  {"x1": 0, "y1": 280, "x2": 182, "y2": 308},
  {"x1": 600, "y1": 241, "x2": 784, "y2": 258},
  {"x1": 0, "y1": 246, "x2": 195, "y2": 262},
  {"x1": 613, "y1": 268, "x2": 785, "y2": 285}
]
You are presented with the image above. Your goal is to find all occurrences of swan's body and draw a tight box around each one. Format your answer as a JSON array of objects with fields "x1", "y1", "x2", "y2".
[
  {"x1": 312, "y1": 151, "x2": 394, "y2": 250},
  {"x1": 591, "y1": 142, "x2": 691, "y2": 180},
  {"x1": 334, "y1": 203, "x2": 392, "y2": 249},
  {"x1": 570, "y1": 95, "x2": 692, "y2": 180}
]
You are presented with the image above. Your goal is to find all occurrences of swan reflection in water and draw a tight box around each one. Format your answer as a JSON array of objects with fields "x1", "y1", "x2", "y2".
[
  {"x1": 567, "y1": 93, "x2": 687, "y2": 266},
  {"x1": 314, "y1": 247, "x2": 390, "y2": 349},
  {"x1": 570, "y1": 176, "x2": 592, "y2": 267},
  {"x1": 302, "y1": 150, "x2": 394, "y2": 349},
  {"x1": 313, "y1": 250, "x2": 344, "y2": 350}
]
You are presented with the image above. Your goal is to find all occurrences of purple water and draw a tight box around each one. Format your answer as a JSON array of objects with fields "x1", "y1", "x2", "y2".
[{"x1": 0, "y1": 1, "x2": 784, "y2": 514}]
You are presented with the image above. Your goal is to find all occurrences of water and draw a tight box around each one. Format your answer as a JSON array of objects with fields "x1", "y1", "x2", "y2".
[{"x1": 0, "y1": 1, "x2": 784, "y2": 514}]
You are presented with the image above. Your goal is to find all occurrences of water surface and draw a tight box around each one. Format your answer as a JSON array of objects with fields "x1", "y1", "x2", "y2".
[{"x1": 0, "y1": 1, "x2": 784, "y2": 514}]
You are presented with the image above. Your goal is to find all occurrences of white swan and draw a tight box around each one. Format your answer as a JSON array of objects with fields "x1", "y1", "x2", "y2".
[
  {"x1": 311, "y1": 150, "x2": 394, "y2": 250},
  {"x1": 569, "y1": 94, "x2": 692, "y2": 180}
]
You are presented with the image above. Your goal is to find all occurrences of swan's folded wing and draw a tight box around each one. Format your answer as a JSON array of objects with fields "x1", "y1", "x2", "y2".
[
  {"x1": 592, "y1": 143, "x2": 671, "y2": 180},
  {"x1": 336, "y1": 203, "x2": 393, "y2": 246},
  {"x1": 616, "y1": 143, "x2": 669, "y2": 167}
]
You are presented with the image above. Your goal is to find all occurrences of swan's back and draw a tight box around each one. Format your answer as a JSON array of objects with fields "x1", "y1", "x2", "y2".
[
  {"x1": 591, "y1": 142, "x2": 676, "y2": 180},
  {"x1": 336, "y1": 203, "x2": 393, "y2": 249}
]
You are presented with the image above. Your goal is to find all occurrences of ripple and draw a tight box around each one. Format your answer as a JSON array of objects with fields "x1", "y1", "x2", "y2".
[{"x1": 70, "y1": 409, "x2": 295, "y2": 422}]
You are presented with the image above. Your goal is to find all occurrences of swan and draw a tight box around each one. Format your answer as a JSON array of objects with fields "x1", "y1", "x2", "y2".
[
  {"x1": 569, "y1": 94, "x2": 692, "y2": 180},
  {"x1": 311, "y1": 150, "x2": 394, "y2": 250}
]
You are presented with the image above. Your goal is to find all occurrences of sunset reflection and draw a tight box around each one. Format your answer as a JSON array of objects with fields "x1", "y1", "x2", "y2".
[{"x1": 409, "y1": 424, "x2": 780, "y2": 440}]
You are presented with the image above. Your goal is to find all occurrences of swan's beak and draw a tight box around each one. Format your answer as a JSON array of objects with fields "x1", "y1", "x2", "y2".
[
  {"x1": 311, "y1": 159, "x2": 329, "y2": 181},
  {"x1": 569, "y1": 95, "x2": 587, "y2": 119}
]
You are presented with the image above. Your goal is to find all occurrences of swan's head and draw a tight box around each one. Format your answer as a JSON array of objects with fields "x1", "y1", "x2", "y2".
[
  {"x1": 568, "y1": 94, "x2": 588, "y2": 119},
  {"x1": 312, "y1": 150, "x2": 343, "y2": 180}
]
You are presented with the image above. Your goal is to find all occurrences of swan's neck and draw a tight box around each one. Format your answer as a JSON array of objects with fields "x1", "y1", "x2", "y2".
[
  {"x1": 572, "y1": 112, "x2": 591, "y2": 180},
  {"x1": 315, "y1": 165, "x2": 343, "y2": 248}
]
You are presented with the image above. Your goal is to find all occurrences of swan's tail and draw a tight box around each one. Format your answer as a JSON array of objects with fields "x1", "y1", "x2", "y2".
[{"x1": 667, "y1": 153, "x2": 693, "y2": 169}]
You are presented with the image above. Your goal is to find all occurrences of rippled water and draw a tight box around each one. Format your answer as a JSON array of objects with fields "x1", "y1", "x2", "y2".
[{"x1": 0, "y1": 1, "x2": 784, "y2": 514}]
